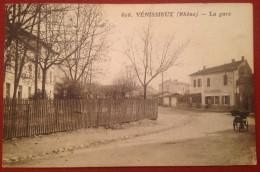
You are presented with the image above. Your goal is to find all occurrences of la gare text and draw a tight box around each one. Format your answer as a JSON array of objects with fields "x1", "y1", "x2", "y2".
[{"x1": 121, "y1": 11, "x2": 231, "y2": 18}]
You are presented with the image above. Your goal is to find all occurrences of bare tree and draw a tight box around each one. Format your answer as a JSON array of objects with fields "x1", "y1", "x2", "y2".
[
  {"x1": 5, "y1": 4, "x2": 42, "y2": 60},
  {"x1": 113, "y1": 67, "x2": 137, "y2": 98},
  {"x1": 59, "y1": 5, "x2": 111, "y2": 83},
  {"x1": 33, "y1": 4, "x2": 106, "y2": 98},
  {"x1": 5, "y1": 4, "x2": 42, "y2": 98},
  {"x1": 124, "y1": 24, "x2": 190, "y2": 99}
]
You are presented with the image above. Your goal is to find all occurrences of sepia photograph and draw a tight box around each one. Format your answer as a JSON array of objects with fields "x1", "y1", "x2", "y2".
[{"x1": 2, "y1": 3, "x2": 256, "y2": 167}]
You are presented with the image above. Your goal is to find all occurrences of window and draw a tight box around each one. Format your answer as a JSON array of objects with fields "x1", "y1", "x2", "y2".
[
  {"x1": 222, "y1": 96, "x2": 230, "y2": 105},
  {"x1": 211, "y1": 96, "x2": 215, "y2": 104},
  {"x1": 6, "y1": 55, "x2": 11, "y2": 72},
  {"x1": 28, "y1": 64, "x2": 32, "y2": 78},
  {"x1": 205, "y1": 96, "x2": 212, "y2": 104},
  {"x1": 5, "y1": 83, "x2": 10, "y2": 98},
  {"x1": 214, "y1": 96, "x2": 219, "y2": 105},
  {"x1": 207, "y1": 78, "x2": 210, "y2": 87},
  {"x1": 198, "y1": 79, "x2": 201, "y2": 87},
  {"x1": 223, "y1": 75, "x2": 227, "y2": 85},
  {"x1": 28, "y1": 87, "x2": 31, "y2": 98},
  {"x1": 193, "y1": 80, "x2": 196, "y2": 87},
  {"x1": 6, "y1": 62, "x2": 11, "y2": 72},
  {"x1": 18, "y1": 85, "x2": 22, "y2": 99}
]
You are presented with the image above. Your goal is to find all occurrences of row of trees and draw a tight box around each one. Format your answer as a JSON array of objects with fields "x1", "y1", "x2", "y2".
[
  {"x1": 5, "y1": 4, "x2": 189, "y2": 100},
  {"x1": 5, "y1": 4, "x2": 111, "y2": 99}
]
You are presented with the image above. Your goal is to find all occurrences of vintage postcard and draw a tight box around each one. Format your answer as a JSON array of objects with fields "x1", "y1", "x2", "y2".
[{"x1": 2, "y1": 3, "x2": 256, "y2": 167}]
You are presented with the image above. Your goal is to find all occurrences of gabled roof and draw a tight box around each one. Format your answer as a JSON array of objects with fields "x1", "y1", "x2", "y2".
[
  {"x1": 6, "y1": 28, "x2": 58, "y2": 55},
  {"x1": 190, "y1": 60, "x2": 244, "y2": 76}
]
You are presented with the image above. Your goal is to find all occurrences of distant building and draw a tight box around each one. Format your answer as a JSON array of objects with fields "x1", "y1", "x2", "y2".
[
  {"x1": 189, "y1": 56, "x2": 254, "y2": 111},
  {"x1": 159, "y1": 79, "x2": 190, "y2": 95},
  {"x1": 130, "y1": 86, "x2": 159, "y2": 99},
  {"x1": 157, "y1": 79, "x2": 190, "y2": 106},
  {"x1": 162, "y1": 93, "x2": 182, "y2": 106}
]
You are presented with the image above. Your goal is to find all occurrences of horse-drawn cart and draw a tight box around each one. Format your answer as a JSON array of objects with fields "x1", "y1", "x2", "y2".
[{"x1": 231, "y1": 110, "x2": 249, "y2": 131}]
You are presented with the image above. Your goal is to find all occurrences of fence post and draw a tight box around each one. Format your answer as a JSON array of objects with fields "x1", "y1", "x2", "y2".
[{"x1": 26, "y1": 101, "x2": 30, "y2": 137}]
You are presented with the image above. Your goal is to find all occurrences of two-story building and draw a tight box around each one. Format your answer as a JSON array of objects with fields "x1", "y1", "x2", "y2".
[
  {"x1": 4, "y1": 29, "x2": 56, "y2": 99},
  {"x1": 4, "y1": 63, "x2": 56, "y2": 99},
  {"x1": 189, "y1": 56, "x2": 254, "y2": 111}
]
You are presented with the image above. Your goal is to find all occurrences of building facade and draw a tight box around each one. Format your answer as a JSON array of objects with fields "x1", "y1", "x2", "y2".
[
  {"x1": 189, "y1": 56, "x2": 254, "y2": 111},
  {"x1": 4, "y1": 63, "x2": 55, "y2": 99},
  {"x1": 4, "y1": 29, "x2": 56, "y2": 99}
]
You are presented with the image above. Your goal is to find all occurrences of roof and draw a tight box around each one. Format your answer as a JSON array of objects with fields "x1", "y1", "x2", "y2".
[
  {"x1": 164, "y1": 93, "x2": 182, "y2": 97},
  {"x1": 190, "y1": 60, "x2": 244, "y2": 76},
  {"x1": 159, "y1": 79, "x2": 190, "y2": 86},
  {"x1": 6, "y1": 27, "x2": 58, "y2": 55},
  {"x1": 152, "y1": 91, "x2": 170, "y2": 97}
]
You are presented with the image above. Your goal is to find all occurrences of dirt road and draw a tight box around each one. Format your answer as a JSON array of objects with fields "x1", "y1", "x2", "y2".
[{"x1": 6, "y1": 107, "x2": 256, "y2": 167}]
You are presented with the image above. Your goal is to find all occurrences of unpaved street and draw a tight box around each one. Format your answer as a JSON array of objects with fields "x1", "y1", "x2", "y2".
[{"x1": 6, "y1": 107, "x2": 256, "y2": 167}]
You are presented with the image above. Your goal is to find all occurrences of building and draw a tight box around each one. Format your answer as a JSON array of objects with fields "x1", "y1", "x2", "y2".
[
  {"x1": 4, "y1": 29, "x2": 56, "y2": 99},
  {"x1": 158, "y1": 79, "x2": 190, "y2": 106},
  {"x1": 159, "y1": 79, "x2": 190, "y2": 95},
  {"x1": 4, "y1": 64, "x2": 55, "y2": 99},
  {"x1": 189, "y1": 56, "x2": 254, "y2": 111},
  {"x1": 162, "y1": 93, "x2": 182, "y2": 106}
]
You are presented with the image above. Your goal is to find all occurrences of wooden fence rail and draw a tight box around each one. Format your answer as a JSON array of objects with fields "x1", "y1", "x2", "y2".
[{"x1": 3, "y1": 98, "x2": 158, "y2": 139}]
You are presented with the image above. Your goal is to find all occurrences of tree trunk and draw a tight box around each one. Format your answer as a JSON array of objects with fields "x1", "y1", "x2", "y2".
[
  {"x1": 42, "y1": 69, "x2": 47, "y2": 98},
  {"x1": 12, "y1": 39, "x2": 19, "y2": 99},
  {"x1": 34, "y1": 9, "x2": 41, "y2": 97},
  {"x1": 13, "y1": 80, "x2": 18, "y2": 99},
  {"x1": 143, "y1": 85, "x2": 147, "y2": 99}
]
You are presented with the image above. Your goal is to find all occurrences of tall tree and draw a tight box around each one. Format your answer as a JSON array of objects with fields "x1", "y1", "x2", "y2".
[
  {"x1": 32, "y1": 4, "x2": 110, "y2": 98},
  {"x1": 59, "y1": 4, "x2": 111, "y2": 83},
  {"x1": 124, "y1": 24, "x2": 190, "y2": 99},
  {"x1": 5, "y1": 4, "x2": 42, "y2": 98}
]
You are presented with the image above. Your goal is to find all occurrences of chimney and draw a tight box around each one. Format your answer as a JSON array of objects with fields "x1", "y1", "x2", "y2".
[
  {"x1": 232, "y1": 59, "x2": 235, "y2": 63},
  {"x1": 203, "y1": 66, "x2": 206, "y2": 70},
  {"x1": 241, "y1": 56, "x2": 245, "y2": 61}
]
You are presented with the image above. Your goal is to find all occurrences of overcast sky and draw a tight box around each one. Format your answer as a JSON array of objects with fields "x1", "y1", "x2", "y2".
[{"x1": 95, "y1": 3, "x2": 253, "y2": 90}]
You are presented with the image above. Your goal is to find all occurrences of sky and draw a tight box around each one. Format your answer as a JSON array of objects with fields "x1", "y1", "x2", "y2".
[{"x1": 94, "y1": 3, "x2": 254, "y2": 90}]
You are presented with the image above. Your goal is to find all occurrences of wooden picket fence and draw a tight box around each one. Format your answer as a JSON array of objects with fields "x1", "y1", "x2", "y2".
[{"x1": 3, "y1": 98, "x2": 158, "y2": 139}]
